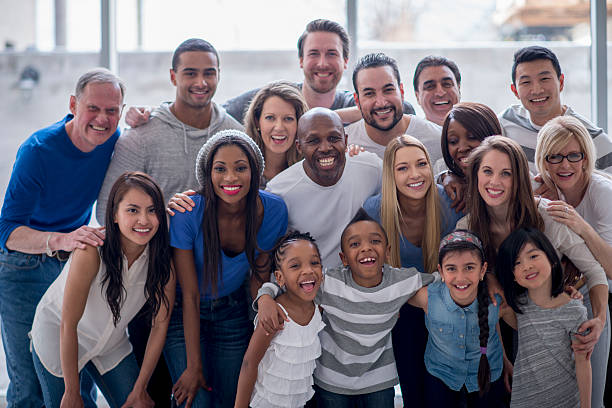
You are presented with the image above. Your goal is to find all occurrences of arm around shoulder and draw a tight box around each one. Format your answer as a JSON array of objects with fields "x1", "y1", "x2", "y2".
[{"x1": 407, "y1": 286, "x2": 428, "y2": 312}]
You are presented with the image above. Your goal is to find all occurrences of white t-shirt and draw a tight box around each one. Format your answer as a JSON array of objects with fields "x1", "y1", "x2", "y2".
[
  {"x1": 345, "y1": 116, "x2": 445, "y2": 173},
  {"x1": 561, "y1": 173, "x2": 612, "y2": 291},
  {"x1": 30, "y1": 247, "x2": 149, "y2": 376},
  {"x1": 266, "y1": 153, "x2": 382, "y2": 269}
]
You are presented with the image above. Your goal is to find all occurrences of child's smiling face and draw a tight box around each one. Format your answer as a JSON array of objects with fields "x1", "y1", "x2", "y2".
[
  {"x1": 512, "y1": 241, "x2": 552, "y2": 291},
  {"x1": 274, "y1": 240, "x2": 323, "y2": 302},
  {"x1": 340, "y1": 220, "x2": 390, "y2": 288},
  {"x1": 438, "y1": 249, "x2": 487, "y2": 307}
]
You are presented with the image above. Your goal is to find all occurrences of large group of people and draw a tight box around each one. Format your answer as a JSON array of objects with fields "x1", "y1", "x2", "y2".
[{"x1": 0, "y1": 17, "x2": 611, "y2": 408}]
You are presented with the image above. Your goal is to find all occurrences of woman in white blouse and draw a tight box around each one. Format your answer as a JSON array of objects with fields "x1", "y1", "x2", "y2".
[{"x1": 30, "y1": 172, "x2": 175, "y2": 408}]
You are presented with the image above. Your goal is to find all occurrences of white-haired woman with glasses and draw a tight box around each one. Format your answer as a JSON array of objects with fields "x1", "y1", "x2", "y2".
[{"x1": 536, "y1": 115, "x2": 612, "y2": 407}]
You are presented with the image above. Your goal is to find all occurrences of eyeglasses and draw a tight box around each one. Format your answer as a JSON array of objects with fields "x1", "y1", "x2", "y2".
[{"x1": 545, "y1": 152, "x2": 584, "y2": 164}]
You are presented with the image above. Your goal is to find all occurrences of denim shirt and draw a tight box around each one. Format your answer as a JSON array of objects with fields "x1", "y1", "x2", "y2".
[{"x1": 424, "y1": 281, "x2": 503, "y2": 393}]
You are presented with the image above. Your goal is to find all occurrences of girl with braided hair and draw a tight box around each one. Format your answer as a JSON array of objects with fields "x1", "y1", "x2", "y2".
[{"x1": 407, "y1": 230, "x2": 516, "y2": 407}]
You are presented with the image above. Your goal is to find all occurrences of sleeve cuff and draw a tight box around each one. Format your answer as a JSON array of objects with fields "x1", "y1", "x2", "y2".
[{"x1": 252, "y1": 282, "x2": 280, "y2": 312}]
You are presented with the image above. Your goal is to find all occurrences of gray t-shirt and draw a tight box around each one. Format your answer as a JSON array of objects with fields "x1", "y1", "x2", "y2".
[{"x1": 511, "y1": 294, "x2": 587, "y2": 408}]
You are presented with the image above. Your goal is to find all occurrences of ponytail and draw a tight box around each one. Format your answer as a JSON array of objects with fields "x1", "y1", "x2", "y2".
[{"x1": 476, "y1": 277, "x2": 491, "y2": 396}]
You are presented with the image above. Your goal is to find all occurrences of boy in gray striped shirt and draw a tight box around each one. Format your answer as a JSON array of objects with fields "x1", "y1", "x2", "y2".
[{"x1": 256, "y1": 209, "x2": 435, "y2": 406}]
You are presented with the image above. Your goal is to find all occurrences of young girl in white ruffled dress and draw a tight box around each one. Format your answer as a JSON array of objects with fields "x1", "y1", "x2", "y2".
[{"x1": 235, "y1": 231, "x2": 325, "y2": 408}]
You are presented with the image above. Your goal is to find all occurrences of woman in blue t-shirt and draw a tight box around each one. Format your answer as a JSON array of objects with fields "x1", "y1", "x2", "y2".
[
  {"x1": 363, "y1": 135, "x2": 463, "y2": 406},
  {"x1": 165, "y1": 129, "x2": 288, "y2": 408}
]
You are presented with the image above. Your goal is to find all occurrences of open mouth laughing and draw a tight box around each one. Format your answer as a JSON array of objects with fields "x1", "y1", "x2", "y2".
[
  {"x1": 358, "y1": 256, "x2": 376, "y2": 266},
  {"x1": 318, "y1": 156, "x2": 336, "y2": 168},
  {"x1": 298, "y1": 279, "x2": 317, "y2": 293},
  {"x1": 453, "y1": 282, "x2": 471, "y2": 291},
  {"x1": 485, "y1": 187, "x2": 504, "y2": 198},
  {"x1": 90, "y1": 124, "x2": 108, "y2": 132},
  {"x1": 271, "y1": 135, "x2": 288, "y2": 144}
]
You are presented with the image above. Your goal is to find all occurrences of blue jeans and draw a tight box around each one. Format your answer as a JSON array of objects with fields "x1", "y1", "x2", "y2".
[
  {"x1": 163, "y1": 289, "x2": 252, "y2": 408},
  {"x1": 0, "y1": 248, "x2": 96, "y2": 408},
  {"x1": 32, "y1": 346, "x2": 139, "y2": 408},
  {"x1": 314, "y1": 384, "x2": 395, "y2": 408}
]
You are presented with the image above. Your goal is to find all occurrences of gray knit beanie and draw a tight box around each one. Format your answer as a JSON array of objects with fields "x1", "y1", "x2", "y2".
[{"x1": 195, "y1": 129, "x2": 265, "y2": 188}]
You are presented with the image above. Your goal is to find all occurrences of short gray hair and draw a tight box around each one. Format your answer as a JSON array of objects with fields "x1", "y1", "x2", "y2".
[{"x1": 75, "y1": 68, "x2": 125, "y2": 101}]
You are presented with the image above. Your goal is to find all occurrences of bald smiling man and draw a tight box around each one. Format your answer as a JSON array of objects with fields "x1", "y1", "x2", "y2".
[{"x1": 266, "y1": 108, "x2": 382, "y2": 268}]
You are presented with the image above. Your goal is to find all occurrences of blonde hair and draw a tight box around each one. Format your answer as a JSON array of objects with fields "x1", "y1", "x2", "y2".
[
  {"x1": 244, "y1": 80, "x2": 308, "y2": 168},
  {"x1": 381, "y1": 135, "x2": 442, "y2": 272},
  {"x1": 535, "y1": 116, "x2": 598, "y2": 189}
]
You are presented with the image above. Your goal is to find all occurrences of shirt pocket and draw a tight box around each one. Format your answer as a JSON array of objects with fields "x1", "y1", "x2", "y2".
[{"x1": 430, "y1": 319, "x2": 454, "y2": 338}]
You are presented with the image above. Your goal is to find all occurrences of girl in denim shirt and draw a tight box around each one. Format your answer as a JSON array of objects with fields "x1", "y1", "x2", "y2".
[{"x1": 408, "y1": 230, "x2": 516, "y2": 407}]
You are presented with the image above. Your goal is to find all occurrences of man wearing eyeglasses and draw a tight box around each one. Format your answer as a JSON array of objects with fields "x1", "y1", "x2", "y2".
[{"x1": 499, "y1": 45, "x2": 612, "y2": 174}]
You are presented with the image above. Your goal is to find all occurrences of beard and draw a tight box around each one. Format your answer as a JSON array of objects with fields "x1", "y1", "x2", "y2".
[{"x1": 362, "y1": 105, "x2": 402, "y2": 131}]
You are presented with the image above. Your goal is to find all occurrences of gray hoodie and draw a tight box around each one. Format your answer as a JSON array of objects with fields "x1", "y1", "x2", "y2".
[{"x1": 96, "y1": 101, "x2": 243, "y2": 224}]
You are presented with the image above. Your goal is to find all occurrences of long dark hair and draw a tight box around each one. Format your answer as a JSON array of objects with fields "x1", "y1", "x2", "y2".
[
  {"x1": 199, "y1": 136, "x2": 264, "y2": 296},
  {"x1": 438, "y1": 234, "x2": 491, "y2": 395},
  {"x1": 465, "y1": 136, "x2": 543, "y2": 272},
  {"x1": 440, "y1": 102, "x2": 501, "y2": 179},
  {"x1": 102, "y1": 172, "x2": 171, "y2": 326},
  {"x1": 496, "y1": 227, "x2": 564, "y2": 314}
]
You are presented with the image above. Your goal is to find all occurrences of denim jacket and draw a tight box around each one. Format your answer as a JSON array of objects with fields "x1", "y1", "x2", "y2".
[{"x1": 424, "y1": 281, "x2": 503, "y2": 392}]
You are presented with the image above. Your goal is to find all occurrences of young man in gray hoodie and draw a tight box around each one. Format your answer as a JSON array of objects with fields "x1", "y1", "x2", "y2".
[
  {"x1": 96, "y1": 38, "x2": 243, "y2": 220},
  {"x1": 95, "y1": 39, "x2": 242, "y2": 407}
]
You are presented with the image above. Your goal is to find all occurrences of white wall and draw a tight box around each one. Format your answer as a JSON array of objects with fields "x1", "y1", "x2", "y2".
[{"x1": 2, "y1": 43, "x2": 611, "y2": 209}]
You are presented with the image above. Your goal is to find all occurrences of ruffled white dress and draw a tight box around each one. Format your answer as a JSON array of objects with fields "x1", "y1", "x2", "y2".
[{"x1": 250, "y1": 304, "x2": 325, "y2": 408}]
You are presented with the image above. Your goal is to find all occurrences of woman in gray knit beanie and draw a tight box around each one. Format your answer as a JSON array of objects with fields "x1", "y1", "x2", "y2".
[{"x1": 165, "y1": 128, "x2": 288, "y2": 407}]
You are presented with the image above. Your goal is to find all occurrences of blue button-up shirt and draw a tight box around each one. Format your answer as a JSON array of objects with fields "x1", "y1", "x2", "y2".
[{"x1": 424, "y1": 280, "x2": 503, "y2": 392}]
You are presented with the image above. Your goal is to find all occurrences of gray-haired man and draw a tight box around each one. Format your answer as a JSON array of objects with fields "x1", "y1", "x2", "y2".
[{"x1": 0, "y1": 68, "x2": 124, "y2": 407}]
